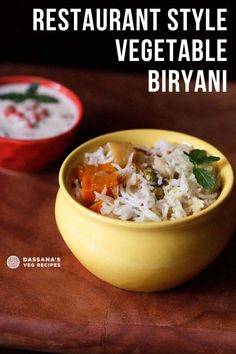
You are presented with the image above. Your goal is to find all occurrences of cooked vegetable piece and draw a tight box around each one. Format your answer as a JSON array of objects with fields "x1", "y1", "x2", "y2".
[
  {"x1": 133, "y1": 151, "x2": 146, "y2": 165},
  {"x1": 100, "y1": 163, "x2": 116, "y2": 173},
  {"x1": 173, "y1": 171, "x2": 179, "y2": 179},
  {"x1": 153, "y1": 186, "x2": 164, "y2": 200},
  {"x1": 81, "y1": 174, "x2": 118, "y2": 205},
  {"x1": 143, "y1": 166, "x2": 157, "y2": 183},
  {"x1": 107, "y1": 142, "x2": 135, "y2": 167},
  {"x1": 90, "y1": 200, "x2": 103, "y2": 213},
  {"x1": 75, "y1": 163, "x2": 116, "y2": 180},
  {"x1": 80, "y1": 176, "x2": 94, "y2": 204}
]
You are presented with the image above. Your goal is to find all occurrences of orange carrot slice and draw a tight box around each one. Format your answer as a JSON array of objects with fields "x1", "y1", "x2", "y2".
[
  {"x1": 100, "y1": 163, "x2": 116, "y2": 173},
  {"x1": 81, "y1": 174, "x2": 118, "y2": 205},
  {"x1": 75, "y1": 163, "x2": 116, "y2": 180},
  {"x1": 90, "y1": 200, "x2": 103, "y2": 213}
]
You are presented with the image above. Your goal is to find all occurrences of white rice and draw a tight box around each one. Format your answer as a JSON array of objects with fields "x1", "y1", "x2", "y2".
[{"x1": 72, "y1": 140, "x2": 219, "y2": 222}]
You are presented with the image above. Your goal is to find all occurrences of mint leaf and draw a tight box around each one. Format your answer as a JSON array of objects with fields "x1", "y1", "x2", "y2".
[
  {"x1": 26, "y1": 82, "x2": 39, "y2": 96},
  {"x1": 34, "y1": 94, "x2": 58, "y2": 103},
  {"x1": 184, "y1": 148, "x2": 220, "y2": 190},
  {"x1": 185, "y1": 149, "x2": 207, "y2": 164},
  {"x1": 0, "y1": 83, "x2": 59, "y2": 104},
  {"x1": 185, "y1": 149, "x2": 220, "y2": 165},
  {"x1": 193, "y1": 166, "x2": 215, "y2": 190},
  {"x1": 0, "y1": 93, "x2": 27, "y2": 102},
  {"x1": 199, "y1": 155, "x2": 220, "y2": 164}
]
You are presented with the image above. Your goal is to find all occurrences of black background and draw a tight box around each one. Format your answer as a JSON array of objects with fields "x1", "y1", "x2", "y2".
[{"x1": 0, "y1": 0, "x2": 235, "y2": 79}]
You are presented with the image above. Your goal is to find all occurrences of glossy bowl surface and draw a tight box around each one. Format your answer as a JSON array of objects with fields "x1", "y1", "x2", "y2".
[
  {"x1": 0, "y1": 76, "x2": 83, "y2": 171},
  {"x1": 55, "y1": 129, "x2": 236, "y2": 292}
]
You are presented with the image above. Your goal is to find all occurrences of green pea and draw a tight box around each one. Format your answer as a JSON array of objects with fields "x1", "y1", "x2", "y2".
[
  {"x1": 153, "y1": 186, "x2": 164, "y2": 200},
  {"x1": 173, "y1": 171, "x2": 179, "y2": 179},
  {"x1": 143, "y1": 166, "x2": 157, "y2": 183}
]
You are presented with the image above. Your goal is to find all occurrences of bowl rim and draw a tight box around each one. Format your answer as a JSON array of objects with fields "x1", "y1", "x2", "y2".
[
  {"x1": 0, "y1": 75, "x2": 83, "y2": 144},
  {"x1": 58, "y1": 129, "x2": 235, "y2": 229}
]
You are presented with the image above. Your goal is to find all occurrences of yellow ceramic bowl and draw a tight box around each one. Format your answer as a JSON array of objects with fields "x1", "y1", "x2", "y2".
[{"x1": 55, "y1": 129, "x2": 236, "y2": 292}]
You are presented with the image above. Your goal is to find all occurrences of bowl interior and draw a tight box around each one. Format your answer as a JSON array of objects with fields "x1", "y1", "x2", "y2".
[{"x1": 59, "y1": 129, "x2": 234, "y2": 228}]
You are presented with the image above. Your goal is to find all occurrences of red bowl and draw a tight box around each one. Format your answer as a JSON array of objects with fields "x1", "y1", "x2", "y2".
[{"x1": 0, "y1": 76, "x2": 83, "y2": 171}]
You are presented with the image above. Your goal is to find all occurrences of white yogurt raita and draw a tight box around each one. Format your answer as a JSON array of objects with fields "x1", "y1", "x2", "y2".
[{"x1": 0, "y1": 83, "x2": 78, "y2": 139}]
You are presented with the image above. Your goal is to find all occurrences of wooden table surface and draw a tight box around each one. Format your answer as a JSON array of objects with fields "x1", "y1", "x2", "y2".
[{"x1": 0, "y1": 63, "x2": 236, "y2": 354}]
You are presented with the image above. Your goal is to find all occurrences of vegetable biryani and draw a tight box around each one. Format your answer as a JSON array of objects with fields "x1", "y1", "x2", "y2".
[{"x1": 71, "y1": 140, "x2": 221, "y2": 222}]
